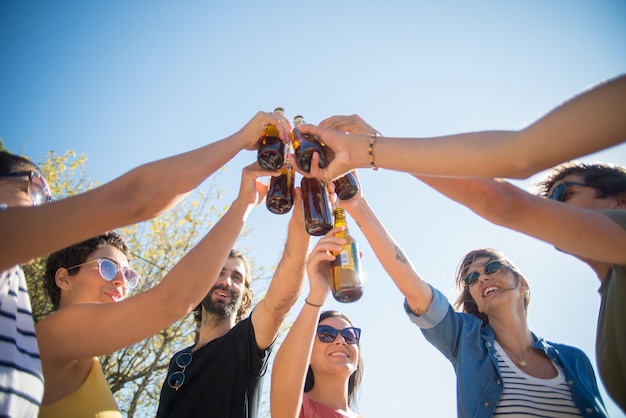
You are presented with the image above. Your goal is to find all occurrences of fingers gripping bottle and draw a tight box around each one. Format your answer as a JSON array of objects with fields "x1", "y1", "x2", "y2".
[
  {"x1": 266, "y1": 157, "x2": 295, "y2": 214},
  {"x1": 257, "y1": 107, "x2": 286, "y2": 171},
  {"x1": 329, "y1": 207, "x2": 364, "y2": 302},
  {"x1": 291, "y1": 115, "x2": 327, "y2": 173},
  {"x1": 301, "y1": 177, "x2": 333, "y2": 236}
]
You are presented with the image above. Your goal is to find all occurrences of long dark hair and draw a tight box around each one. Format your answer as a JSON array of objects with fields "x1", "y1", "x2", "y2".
[{"x1": 303, "y1": 310, "x2": 364, "y2": 410}]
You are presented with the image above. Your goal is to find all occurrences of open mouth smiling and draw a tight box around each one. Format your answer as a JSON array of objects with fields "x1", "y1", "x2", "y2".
[{"x1": 483, "y1": 286, "x2": 498, "y2": 297}]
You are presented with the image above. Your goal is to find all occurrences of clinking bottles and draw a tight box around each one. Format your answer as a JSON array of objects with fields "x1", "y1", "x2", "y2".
[
  {"x1": 301, "y1": 177, "x2": 333, "y2": 236},
  {"x1": 266, "y1": 158, "x2": 295, "y2": 214},
  {"x1": 291, "y1": 115, "x2": 327, "y2": 173},
  {"x1": 329, "y1": 207, "x2": 363, "y2": 303},
  {"x1": 291, "y1": 114, "x2": 358, "y2": 200},
  {"x1": 257, "y1": 107, "x2": 286, "y2": 171}
]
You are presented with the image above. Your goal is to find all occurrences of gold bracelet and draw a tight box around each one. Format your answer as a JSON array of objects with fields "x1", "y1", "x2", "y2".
[
  {"x1": 304, "y1": 298, "x2": 323, "y2": 308},
  {"x1": 369, "y1": 132, "x2": 380, "y2": 171}
]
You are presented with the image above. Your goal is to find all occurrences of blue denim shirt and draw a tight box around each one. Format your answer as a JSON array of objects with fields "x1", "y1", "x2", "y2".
[{"x1": 404, "y1": 286, "x2": 608, "y2": 418}]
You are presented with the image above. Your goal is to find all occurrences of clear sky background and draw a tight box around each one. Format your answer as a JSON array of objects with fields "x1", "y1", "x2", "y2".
[{"x1": 2, "y1": 1, "x2": 626, "y2": 416}]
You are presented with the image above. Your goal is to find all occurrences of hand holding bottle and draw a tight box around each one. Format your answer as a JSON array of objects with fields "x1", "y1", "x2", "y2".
[
  {"x1": 235, "y1": 110, "x2": 292, "y2": 151},
  {"x1": 305, "y1": 227, "x2": 345, "y2": 304},
  {"x1": 235, "y1": 162, "x2": 276, "y2": 213},
  {"x1": 289, "y1": 114, "x2": 381, "y2": 183}
]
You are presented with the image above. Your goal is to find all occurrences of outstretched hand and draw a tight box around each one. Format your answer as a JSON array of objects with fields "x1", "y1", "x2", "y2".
[
  {"x1": 288, "y1": 114, "x2": 381, "y2": 182},
  {"x1": 237, "y1": 162, "x2": 276, "y2": 207},
  {"x1": 305, "y1": 227, "x2": 345, "y2": 303},
  {"x1": 236, "y1": 110, "x2": 292, "y2": 151}
]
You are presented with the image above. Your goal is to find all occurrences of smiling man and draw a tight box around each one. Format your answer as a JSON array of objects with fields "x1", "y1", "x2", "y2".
[{"x1": 156, "y1": 190, "x2": 311, "y2": 418}]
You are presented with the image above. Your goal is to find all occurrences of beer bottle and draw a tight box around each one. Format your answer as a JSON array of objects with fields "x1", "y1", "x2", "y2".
[
  {"x1": 333, "y1": 171, "x2": 359, "y2": 201},
  {"x1": 266, "y1": 158, "x2": 295, "y2": 214},
  {"x1": 291, "y1": 115, "x2": 327, "y2": 173},
  {"x1": 329, "y1": 207, "x2": 364, "y2": 303},
  {"x1": 300, "y1": 177, "x2": 333, "y2": 236},
  {"x1": 257, "y1": 107, "x2": 286, "y2": 171}
]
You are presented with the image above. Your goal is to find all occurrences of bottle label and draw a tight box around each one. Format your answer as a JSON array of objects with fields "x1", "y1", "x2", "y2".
[{"x1": 339, "y1": 243, "x2": 358, "y2": 270}]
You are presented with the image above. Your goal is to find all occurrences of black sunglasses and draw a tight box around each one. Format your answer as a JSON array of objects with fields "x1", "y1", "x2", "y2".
[
  {"x1": 316, "y1": 325, "x2": 361, "y2": 345},
  {"x1": 167, "y1": 352, "x2": 192, "y2": 391},
  {"x1": 463, "y1": 260, "x2": 507, "y2": 288},
  {"x1": 547, "y1": 181, "x2": 591, "y2": 202},
  {"x1": 0, "y1": 170, "x2": 52, "y2": 205}
]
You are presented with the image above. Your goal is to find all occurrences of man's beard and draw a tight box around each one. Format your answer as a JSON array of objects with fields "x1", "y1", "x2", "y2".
[{"x1": 201, "y1": 284, "x2": 239, "y2": 319}]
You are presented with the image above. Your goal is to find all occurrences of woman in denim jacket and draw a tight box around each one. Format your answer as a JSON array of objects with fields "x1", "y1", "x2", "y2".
[
  {"x1": 342, "y1": 193, "x2": 607, "y2": 417},
  {"x1": 405, "y1": 248, "x2": 607, "y2": 417}
]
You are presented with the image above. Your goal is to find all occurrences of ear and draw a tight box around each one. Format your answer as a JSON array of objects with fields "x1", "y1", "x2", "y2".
[
  {"x1": 55, "y1": 268, "x2": 72, "y2": 291},
  {"x1": 519, "y1": 276, "x2": 530, "y2": 293}
]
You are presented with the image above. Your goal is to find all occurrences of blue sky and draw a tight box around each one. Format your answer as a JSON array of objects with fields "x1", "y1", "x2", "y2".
[{"x1": 2, "y1": 1, "x2": 625, "y2": 416}]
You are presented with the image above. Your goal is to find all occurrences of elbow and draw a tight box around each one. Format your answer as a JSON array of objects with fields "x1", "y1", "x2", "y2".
[{"x1": 474, "y1": 182, "x2": 525, "y2": 225}]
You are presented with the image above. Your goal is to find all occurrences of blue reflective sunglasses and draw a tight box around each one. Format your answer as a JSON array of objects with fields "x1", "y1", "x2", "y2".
[
  {"x1": 316, "y1": 325, "x2": 361, "y2": 345},
  {"x1": 67, "y1": 258, "x2": 140, "y2": 289}
]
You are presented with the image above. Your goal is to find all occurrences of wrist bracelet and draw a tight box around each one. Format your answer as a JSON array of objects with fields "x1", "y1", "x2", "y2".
[
  {"x1": 369, "y1": 132, "x2": 380, "y2": 171},
  {"x1": 304, "y1": 298, "x2": 323, "y2": 308}
]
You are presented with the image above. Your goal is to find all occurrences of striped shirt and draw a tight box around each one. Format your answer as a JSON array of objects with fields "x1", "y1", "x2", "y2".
[
  {"x1": 0, "y1": 266, "x2": 44, "y2": 417},
  {"x1": 493, "y1": 341, "x2": 582, "y2": 417}
]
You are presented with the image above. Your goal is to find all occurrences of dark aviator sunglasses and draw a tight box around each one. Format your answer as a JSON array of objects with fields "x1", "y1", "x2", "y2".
[
  {"x1": 316, "y1": 325, "x2": 361, "y2": 345},
  {"x1": 547, "y1": 181, "x2": 593, "y2": 202},
  {"x1": 463, "y1": 260, "x2": 507, "y2": 288}
]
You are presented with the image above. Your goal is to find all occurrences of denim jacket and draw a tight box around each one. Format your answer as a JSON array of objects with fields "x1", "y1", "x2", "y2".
[{"x1": 404, "y1": 286, "x2": 608, "y2": 418}]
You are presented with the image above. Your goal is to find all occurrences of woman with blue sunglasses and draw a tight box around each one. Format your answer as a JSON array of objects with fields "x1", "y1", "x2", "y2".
[
  {"x1": 34, "y1": 161, "x2": 272, "y2": 418},
  {"x1": 271, "y1": 229, "x2": 364, "y2": 418}
]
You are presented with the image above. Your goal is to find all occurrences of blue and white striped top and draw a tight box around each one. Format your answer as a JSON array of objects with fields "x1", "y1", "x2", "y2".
[
  {"x1": 493, "y1": 341, "x2": 581, "y2": 417},
  {"x1": 0, "y1": 266, "x2": 44, "y2": 417}
]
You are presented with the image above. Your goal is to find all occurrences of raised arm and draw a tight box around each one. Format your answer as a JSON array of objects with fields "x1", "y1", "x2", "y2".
[
  {"x1": 36, "y1": 162, "x2": 270, "y2": 363},
  {"x1": 0, "y1": 111, "x2": 292, "y2": 270},
  {"x1": 415, "y1": 175, "x2": 626, "y2": 266},
  {"x1": 251, "y1": 186, "x2": 312, "y2": 350},
  {"x1": 270, "y1": 230, "x2": 342, "y2": 418},
  {"x1": 296, "y1": 74, "x2": 626, "y2": 182},
  {"x1": 341, "y1": 187, "x2": 433, "y2": 314}
]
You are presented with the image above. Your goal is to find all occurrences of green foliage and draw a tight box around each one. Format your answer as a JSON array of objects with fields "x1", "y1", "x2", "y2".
[{"x1": 24, "y1": 150, "x2": 277, "y2": 417}]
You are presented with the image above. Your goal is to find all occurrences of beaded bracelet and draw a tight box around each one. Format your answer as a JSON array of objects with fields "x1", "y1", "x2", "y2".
[
  {"x1": 304, "y1": 298, "x2": 323, "y2": 308},
  {"x1": 369, "y1": 132, "x2": 380, "y2": 171}
]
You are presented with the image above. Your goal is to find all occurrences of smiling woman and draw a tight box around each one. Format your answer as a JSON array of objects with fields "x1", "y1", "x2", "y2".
[
  {"x1": 38, "y1": 232, "x2": 132, "y2": 417},
  {"x1": 271, "y1": 231, "x2": 365, "y2": 418}
]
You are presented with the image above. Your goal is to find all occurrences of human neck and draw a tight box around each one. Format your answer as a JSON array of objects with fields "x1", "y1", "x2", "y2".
[
  {"x1": 307, "y1": 372, "x2": 351, "y2": 413},
  {"x1": 193, "y1": 313, "x2": 235, "y2": 351},
  {"x1": 491, "y1": 315, "x2": 535, "y2": 367}
]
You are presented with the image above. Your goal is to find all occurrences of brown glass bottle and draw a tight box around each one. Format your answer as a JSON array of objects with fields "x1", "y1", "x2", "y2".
[
  {"x1": 333, "y1": 172, "x2": 359, "y2": 200},
  {"x1": 257, "y1": 107, "x2": 286, "y2": 171},
  {"x1": 291, "y1": 115, "x2": 327, "y2": 173},
  {"x1": 301, "y1": 177, "x2": 333, "y2": 236},
  {"x1": 330, "y1": 207, "x2": 363, "y2": 303},
  {"x1": 266, "y1": 159, "x2": 295, "y2": 214}
]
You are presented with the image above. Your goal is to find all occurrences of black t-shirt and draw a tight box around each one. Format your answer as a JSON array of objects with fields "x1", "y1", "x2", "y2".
[{"x1": 156, "y1": 316, "x2": 272, "y2": 418}]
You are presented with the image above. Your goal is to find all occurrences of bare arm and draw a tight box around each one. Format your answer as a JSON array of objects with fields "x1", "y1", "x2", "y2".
[
  {"x1": 270, "y1": 231, "x2": 342, "y2": 418},
  {"x1": 0, "y1": 111, "x2": 292, "y2": 270},
  {"x1": 342, "y1": 192, "x2": 433, "y2": 314},
  {"x1": 297, "y1": 74, "x2": 626, "y2": 182},
  {"x1": 416, "y1": 175, "x2": 626, "y2": 266},
  {"x1": 35, "y1": 163, "x2": 270, "y2": 363},
  {"x1": 251, "y1": 187, "x2": 312, "y2": 350}
]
